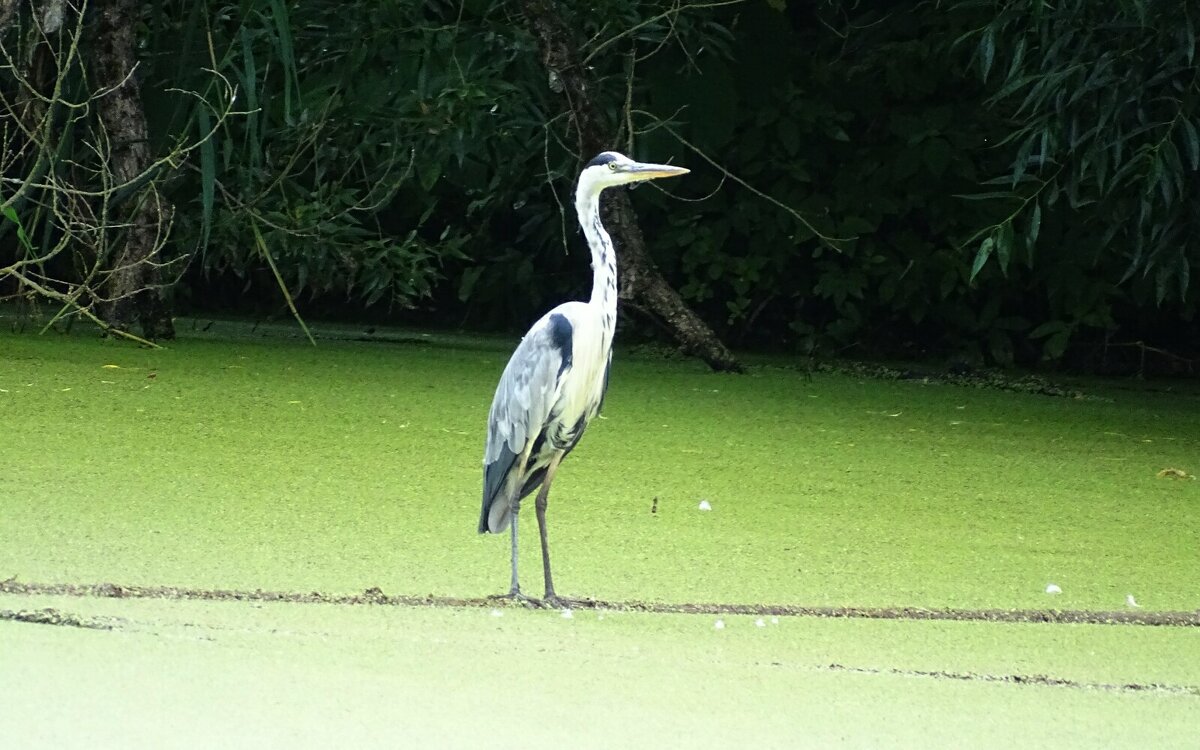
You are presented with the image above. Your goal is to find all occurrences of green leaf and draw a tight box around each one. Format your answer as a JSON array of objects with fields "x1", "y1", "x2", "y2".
[
  {"x1": 996, "y1": 222, "x2": 1014, "y2": 274},
  {"x1": 1179, "y1": 117, "x2": 1199, "y2": 171},
  {"x1": 1026, "y1": 202, "x2": 1042, "y2": 247},
  {"x1": 1029, "y1": 320, "x2": 1067, "y2": 339},
  {"x1": 988, "y1": 73, "x2": 1039, "y2": 103},
  {"x1": 839, "y1": 216, "x2": 875, "y2": 236},
  {"x1": 197, "y1": 107, "x2": 215, "y2": 259},
  {"x1": 1154, "y1": 261, "x2": 1172, "y2": 305},
  {"x1": 1042, "y1": 329, "x2": 1071, "y2": 360},
  {"x1": 1184, "y1": 13, "x2": 1196, "y2": 65},
  {"x1": 953, "y1": 191, "x2": 1020, "y2": 202},
  {"x1": 970, "y1": 236, "x2": 994, "y2": 282},
  {"x1": 826, "y1": 125, "x2": 850, "y2": 142},
  {"x1": 267, "y1": 0, "x2": 300, "y2": 125},
  {"x1": 1, "y1": 203, "x2": 34, "y2": 253},
  {"x1": 1012, "y1": 134, "x2": 1035, "y2": 186},
  {"x1": 419, "y1": 160, "x2": 442, "y2": 191},
  {"x1": 239, "y1": 26, "x2": 261, "y2": 166},
  {"x1": 979, "y1": 26, "x2": 995, "y2": 80},
  {"x1": 1145, "y1": 151, "x2": 1163, "y2": 197},
  {"x1": 1005, "y1": 37, "x2": 1026, "y2": 84},
  {"x1": 458, "y1": 266, "x2": 485, "y2": 302}
]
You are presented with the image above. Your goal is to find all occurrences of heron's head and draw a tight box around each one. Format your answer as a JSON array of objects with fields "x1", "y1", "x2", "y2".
[{"x1": 578, "y1": 151, "x2": 689, "y2": 196}]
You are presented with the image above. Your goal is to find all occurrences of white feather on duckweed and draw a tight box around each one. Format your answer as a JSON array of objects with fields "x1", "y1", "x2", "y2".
[
  {"x1": 1045, "y1": 583, "x2": 1062, "y2": 595},
  {"x1": 1126, "y1": 594, "x2": 1142, "y2": 608},
  {"x1": 770, "y1": 617, "x2": 779, "y2": 625},
  {"x1": 755, "y1": 618, "x2": 766, "y2": 628},
  {"x1": 698, "y1": 500, "x2": 712, "y2": 511},
  {"x1": 561, "y1": 608, "x2": 573, "y2": 619},
  {"x1": 490, "y1": 609, "x2": 504, "y2": 617},
  {"x1": 714, "y1": 619, "x2": 725, "y2": 630}
]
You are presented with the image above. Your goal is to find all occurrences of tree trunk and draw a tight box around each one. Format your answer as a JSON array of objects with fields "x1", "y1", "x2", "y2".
[
  {"x1": 518, "y1": 0, "x2": 743, "y2": 373},
  {"x1": 90, "y1": 0, "x2": 175, "y2": 340},
  {"x1": 0, "y1": 0, "x2": 17, "y2": 35}
]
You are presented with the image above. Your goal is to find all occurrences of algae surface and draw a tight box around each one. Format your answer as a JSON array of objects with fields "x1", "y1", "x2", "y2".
[
  {"x1": 2, "y1": 328, "x2": 1199, "y2": 748},
  {"x1": 2, "y1": 596, "x2": 1198, "y2": 749},
  {"x1": 2, "y1": 329, "x2": 1197, "y2": 611}
]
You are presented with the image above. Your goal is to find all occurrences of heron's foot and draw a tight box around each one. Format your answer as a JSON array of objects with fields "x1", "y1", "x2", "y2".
[
  {"x1": 543, "y1": 593, "x2": 593, "y2": 610},
  {"x1": 487, "y1": 590, "x2": 541, "y2": 608}
]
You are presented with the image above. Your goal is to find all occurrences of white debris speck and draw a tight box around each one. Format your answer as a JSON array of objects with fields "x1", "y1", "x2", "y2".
[
  {"x1": 755, "y1": 618, "x2": 766, "y2": 628},
  {"x1": 561, "y1": 608, "x2": 573, "y2": 619},
  {"x1": 1126, "y1": 594, "x2": 1142, "y2": 608},
  {"x1": 698, "y1": 500, "x2": 712, "y2": 511},
  {"x1": 770, "y1": 617, "x2": 779, "y2": 625},
  {"x1": 714, "y1": 619, "x2": 725, "y2": 630},
  {"x1": 1045, "y1": 583, "x2": 1062, "y2": 595},
  {"x1": 490, "y1": 609, "x2": 504, "y2": 617}
]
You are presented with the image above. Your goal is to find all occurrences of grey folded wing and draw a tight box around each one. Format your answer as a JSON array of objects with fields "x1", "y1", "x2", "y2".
[{"x1": 480, "y1": 313, "x2": 573, "y2": 532}]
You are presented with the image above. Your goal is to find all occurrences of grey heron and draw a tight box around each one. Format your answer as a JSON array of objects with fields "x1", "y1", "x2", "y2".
[{"x1": 479, "y1": 151, "x2": 689, "y2": 604}]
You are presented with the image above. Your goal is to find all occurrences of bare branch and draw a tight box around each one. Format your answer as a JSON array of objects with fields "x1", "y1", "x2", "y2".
[
  {"x1": 582, "y1": 0, "x2": 744, "y2": 66},
  {"x1": 0, "y1": 0, "x2": 238, "y2": 341},
  {"x1": 632, "y1": 110, "x2": 852, "y2": 250}
]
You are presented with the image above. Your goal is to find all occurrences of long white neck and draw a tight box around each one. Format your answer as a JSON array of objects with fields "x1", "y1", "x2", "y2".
[{"x1": 575, "y1": 185, "x2": 618, "y2": 334}]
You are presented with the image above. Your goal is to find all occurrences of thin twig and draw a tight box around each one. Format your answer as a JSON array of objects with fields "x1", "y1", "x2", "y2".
[
  {"x1": 633, "y1": 110, "x2": 852, "y2": 250},
  {"x1": 250, "y1": 218, "x2": 316, "y2": 346},
  {"x1": 582, "y1": 0, "x2": 745, "y2": 66}
]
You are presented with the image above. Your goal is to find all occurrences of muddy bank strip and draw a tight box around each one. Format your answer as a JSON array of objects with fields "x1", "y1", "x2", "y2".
[{"x1": 3, "y1": 579, "x2": 1197, "y2": 627}]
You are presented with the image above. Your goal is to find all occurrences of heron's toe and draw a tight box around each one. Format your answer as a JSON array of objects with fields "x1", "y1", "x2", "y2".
[
  {"x1": 542, "y1": 594, "x2": 594, "y2": 610},
  {"x1": 487, "y1": 590, "x2": 542, "y2": 608}
]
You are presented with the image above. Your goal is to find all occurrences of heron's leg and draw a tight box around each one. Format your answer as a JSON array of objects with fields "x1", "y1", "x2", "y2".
[
  {"x1": 499, "y1": 444, "x2": 535, "y2": 603},
  {"x1": 535, "y1": 450, "x2": 566, "y2": 600},
  {"x1": 508, "y1": 497, "x2": 521, "y2": 596}
]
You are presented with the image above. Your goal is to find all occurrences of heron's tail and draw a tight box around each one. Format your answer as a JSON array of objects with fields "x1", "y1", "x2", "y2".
[
  {"x1": 479, "y1": 498, "x2": 512, "y2": 534},
  {"x1": 481, "y1": 445, "x2": 550, "y2": 533},
  {"x1": 480, "y1": 447, "x2": 518, "y2": 534}
]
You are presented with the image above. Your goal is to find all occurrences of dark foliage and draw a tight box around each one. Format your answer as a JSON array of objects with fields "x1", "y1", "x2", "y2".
[{"x1": 4, "y1": 0, "x2": 1197, "y2": 372}]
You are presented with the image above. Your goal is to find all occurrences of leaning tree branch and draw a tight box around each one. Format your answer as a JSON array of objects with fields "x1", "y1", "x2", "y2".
[{"x1": 518, "y1": 0, "x2": 744, "y2": 372}]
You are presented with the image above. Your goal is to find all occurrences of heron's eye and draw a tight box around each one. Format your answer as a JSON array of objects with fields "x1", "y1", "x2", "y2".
[{"x1": 608, "y1": 162, "x2": 618, "y2": 171}]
